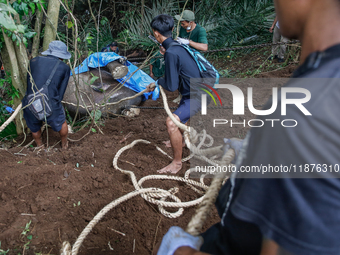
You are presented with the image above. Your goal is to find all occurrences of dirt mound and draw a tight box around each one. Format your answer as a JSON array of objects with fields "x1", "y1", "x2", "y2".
[
  {"x1": 0, "y1": 90, "x2": 220, "y2": 255},
  {"x1": 0, "y1": 64, "x2": 297, "y2": 254}
]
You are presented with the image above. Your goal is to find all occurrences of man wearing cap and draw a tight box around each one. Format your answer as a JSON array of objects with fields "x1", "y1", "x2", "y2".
[
  {"x1": 22, "y1": 40, "x2": 71, "y2": 149},
  {"x1": 101, "y1": 41, "x2": 120, "y2": 54},
  {"x1": 175, "y1": 10, "x2": 208, "y2": 52},
  {"x1": 155, "y1": 0, "x2": 340, "y2": 254},
  {"x1": 149, "y1": 14, "x2": 206, "y2": 174}
]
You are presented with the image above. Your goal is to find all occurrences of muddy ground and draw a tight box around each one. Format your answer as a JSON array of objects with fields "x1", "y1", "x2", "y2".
[{"x1": 0, "y1": 64, "x2": 297, "y2": 255}]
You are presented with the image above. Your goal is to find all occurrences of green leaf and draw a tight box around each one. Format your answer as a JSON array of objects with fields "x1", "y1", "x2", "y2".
[
  {"x1": 24, "y1": 31, "x2": 36, "y2": 38},
  {"x1": 66, "y1": 21, "x2": 73, "y2": 29},
  {"x1": 100, "y1": 17, "x2": 109, "y2": 26},
  {"x1": 29, "y1": 3, "x2": 35, "y2": 15},
  {"x1": 20, "y1": 2, "x2": 28, "y2": 16},
  {"x1": 40, "y1": 0, "x2": 47, "y2": 9},
  {"x1": 77, "y1": 201, "x2": 81, "y2": 206},
  {"x1": 91, "y1": 128, "x2": 96, "y2": 133},
  {"x1": 0, "y1": 12, "x2": 17, "y2": 32},
  {"x1": 17, "y1": 25, "x2": 25, "y2": 33},
  {"x1": 11, "y1": 31, "x2": 18, "y2": 42},
  {"x1": 91, "y1": 110, "x2": 101, "y2": 121},
  {"x1": 27, "y1": 235, "x2": 32, "y2": 240},
  {"x1": 36, "y1": 3, "x2": 41, "y2": 12},
  {"x1": 0, "y1": 3, "x2": 18, "y2": 14},
  {"x1": 89, "y1": 74, "x2": 99, "y2": 85},
  {"x1": 23, "y1": 36, "x2": 27, "y2": 47}
]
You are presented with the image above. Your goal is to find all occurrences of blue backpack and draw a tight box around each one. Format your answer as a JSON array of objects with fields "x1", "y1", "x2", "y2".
[{"x1": 169, "y1": 42, "x2": 220, "y2": 88}]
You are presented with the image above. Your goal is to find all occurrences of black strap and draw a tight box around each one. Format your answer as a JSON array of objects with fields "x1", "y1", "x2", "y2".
[
  {"x1": 167, "y1": 41, "x2": 199, "y2": 80},
  {"x1": 44, "y1": 60, "x2": 60, "y2": 88}
]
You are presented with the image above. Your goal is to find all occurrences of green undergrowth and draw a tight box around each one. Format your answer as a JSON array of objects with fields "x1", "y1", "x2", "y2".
[{"x1": 0, "y1": 72, "x2": 18, "y2": 140}]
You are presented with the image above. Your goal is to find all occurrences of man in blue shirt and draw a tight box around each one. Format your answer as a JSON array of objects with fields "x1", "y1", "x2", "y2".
[
  {"x1": 23, "y1": 41, "x2": 71, "y2": 149},
  {"x1": 150, "y1": 14, "x2": 204, "y2": 174},
  {"x1": 155, "y1": 0, "x2": 340, "y2": 254},
  {"x1": 101, "y1": 42, "x2": 119, "y2": 54}
]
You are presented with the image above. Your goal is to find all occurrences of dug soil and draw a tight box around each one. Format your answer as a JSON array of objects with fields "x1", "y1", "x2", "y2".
[{"x1": 0, "y1": 63, "x2": 297, "y2": 255}]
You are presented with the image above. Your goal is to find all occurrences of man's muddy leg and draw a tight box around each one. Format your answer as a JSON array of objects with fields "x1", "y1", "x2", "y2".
[
  {"x1": 32, "y1": 129, "x2": 43, "y2": 147},
  {"x1": 163, "y1": 138, "x2": 185, "y2": 148},
  {"x1": 59, "y1": 121, "x2": 68, "y2": 150},
  {"x1": 163, "y1": 122, "x2": 187, "y2": 148},
  {"x1": 158, "y1": 115, "x2": 183, "y2": 174}
]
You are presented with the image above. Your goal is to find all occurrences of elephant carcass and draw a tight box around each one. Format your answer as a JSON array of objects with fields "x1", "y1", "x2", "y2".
[{"x1": 63, "y1": 68, "x2": 142, "y2": 118}]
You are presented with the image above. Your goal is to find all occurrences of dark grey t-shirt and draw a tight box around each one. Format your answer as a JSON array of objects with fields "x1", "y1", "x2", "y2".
[{"x1": 203, "y1": 44, "x2": 340, "y2": 255}]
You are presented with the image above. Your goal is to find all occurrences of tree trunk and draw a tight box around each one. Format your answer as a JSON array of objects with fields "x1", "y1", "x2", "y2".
[
  {"x1": 14, "y1": 41, "x2": 29, "y2": 90},
  {"x1": 2, "y1": 31, "x2": 27, "y2": 134},
  {"x1": 1, "y1": 46, "x2": 26, "y2": 135},
  {"x1": 42, "y1": 0, "x2": 61, "y2": 51},
  {"x1": 13, "y1": 97, "x2": 25, "y2": 135},
  {"x1": 2, "y1": 31, "x2": 26, "y2": 96},
  {"x1": 32, "y1": 6, "x2": 43, "y2": 58}
]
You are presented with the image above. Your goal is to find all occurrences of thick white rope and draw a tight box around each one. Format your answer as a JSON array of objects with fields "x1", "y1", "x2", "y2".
[
  {"x1": 61, "y1": 188, "x2": 179, "y2": 255},
  {"x1": 186, "y1": 149, "x2": 235, "y2": 236},
  {"x1": 157, "y1": 87, "x2": 237, "y2": 236},
  {"x1": 61, "y1": 86, "x2": 236, "y2": 254}
]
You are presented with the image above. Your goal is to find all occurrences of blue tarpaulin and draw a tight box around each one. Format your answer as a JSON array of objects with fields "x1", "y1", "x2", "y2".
[
  {"x1": 4, "y1": 106, "x2": 14, "y2": 113},
  {"x1": 72, "y1": 52, "x2": 159, "y2": 100}
]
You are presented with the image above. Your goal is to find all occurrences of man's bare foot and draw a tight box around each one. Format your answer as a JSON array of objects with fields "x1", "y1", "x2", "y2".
[
  {"x1": 62, "y1": 141, "x2": 69, "y2": 150},
  {"x1": 157, "y1": 161, "x2": 182, "y2": 174},
  {"x1": 163, "y1": 140, "x2": 185, "y2": 148}
]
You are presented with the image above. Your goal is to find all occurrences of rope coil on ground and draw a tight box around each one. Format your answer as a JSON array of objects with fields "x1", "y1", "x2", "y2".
[{"x1": 61, "y1": 85, "x2": 236, "y2": 254}]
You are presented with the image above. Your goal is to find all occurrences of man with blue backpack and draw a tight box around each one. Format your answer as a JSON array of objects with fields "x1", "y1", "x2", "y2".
[
  {"x1": 150, "y1": 14, "x2": 218, "y2": 174},
  {"x1": 154, "y1": 0, "x2": 340, "y2": 254}
]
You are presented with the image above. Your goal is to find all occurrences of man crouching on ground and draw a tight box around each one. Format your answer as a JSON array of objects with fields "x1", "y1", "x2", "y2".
[
  {"x1": 150, "y1": 14, "x2": 203, "y2": 174},
  {"x1": 22, "y1": 41, "x2": 71, "y2": 149}
]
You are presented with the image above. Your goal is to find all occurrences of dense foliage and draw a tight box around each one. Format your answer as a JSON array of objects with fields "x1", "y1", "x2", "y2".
[
  {"x1": 0, "y1": 0, "x2": 276, "y2": 138},
  {"x1": 70, "y1": 0, "x2": 275, "y2": 51}
]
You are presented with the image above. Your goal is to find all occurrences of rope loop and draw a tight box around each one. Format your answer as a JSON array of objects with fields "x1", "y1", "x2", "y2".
[{"x1": 61, "y1": 82, "x2": 236, "y2": 255}]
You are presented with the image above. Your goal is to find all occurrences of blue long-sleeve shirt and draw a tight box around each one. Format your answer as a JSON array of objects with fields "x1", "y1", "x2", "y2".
[
  {"x1": 23, "y1": 55, "x2": 70, "y2": 119},
  {"x1": 158, "y1": 38, "x2": 201, "y2": 97}
]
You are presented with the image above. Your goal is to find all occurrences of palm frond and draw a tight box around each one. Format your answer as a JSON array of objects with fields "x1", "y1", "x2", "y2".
[{"x1": 118, "y1": 0, "x2": 184, "y2": 50}]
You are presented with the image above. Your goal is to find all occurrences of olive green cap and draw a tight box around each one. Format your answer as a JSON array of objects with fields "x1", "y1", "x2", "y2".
[{"x1": 175, "y1": 10, "x2": 195, "y2": 22}]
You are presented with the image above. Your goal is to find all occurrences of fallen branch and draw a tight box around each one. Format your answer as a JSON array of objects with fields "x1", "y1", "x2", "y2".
[{"x1": 0, "y1": 103, "x2": 22, "y2": 133}]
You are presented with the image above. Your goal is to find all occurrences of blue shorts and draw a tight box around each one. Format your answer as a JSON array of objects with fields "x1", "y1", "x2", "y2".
[
  {"x1": 173, "y1": 96, "x2": 201, "y2": 124},
  {"x1": 23, "y1": 108, "x2": 66, "y2": 133}
]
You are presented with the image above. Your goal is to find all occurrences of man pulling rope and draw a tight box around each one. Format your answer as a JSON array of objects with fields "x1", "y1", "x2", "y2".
[{"x1": 155, "y1": 0, "x2": 340, "y2": 254}]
